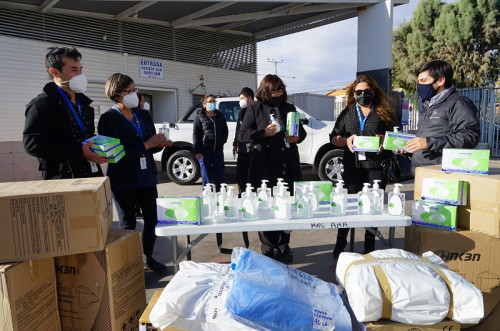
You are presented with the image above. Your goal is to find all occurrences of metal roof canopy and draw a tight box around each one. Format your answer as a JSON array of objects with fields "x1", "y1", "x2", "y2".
[{"x1": 1, "y1": 0, "x2": 408, "y2": 41}]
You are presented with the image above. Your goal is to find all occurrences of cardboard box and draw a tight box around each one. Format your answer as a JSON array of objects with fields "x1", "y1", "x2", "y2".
[
  {"x1": 414, "y1": 165, "x2": 500, "y2": 238},
  {"x1": 286, "y1": 111, "x2": 300, "y2": 137},
  {"x1": 84, "y1": 135, "x2": 121, "y2": 157},
  {"x1": 107, "y1": 145, "x2": 125, "y2": 163},
  {"x1": 294, "y1": 181, "x2": 333, "y2": 206},
  {"x1": 157, "y1": 196, "x2": 202, "y2": 225},
  {"x1": 421, "y1": 178, "x2": 468, "y2": 205},
  {"x1": 0, "y1": 177, "x2": 113, "y2": 262},
  {"x1": 56, "y1": 229, "x2": 146, "y2": 331},
  {"x1": 364, "y1": 319, "x2": 461, "y2": 330},
  {"x1": 405, "y1": 225, "x2": 500, "y2": 292},
  {"x1": 0, "y1": 258, "x2": 60, "y2": 331},
  {"x1": 353, "y1": 136, "x2": 380, "y2": 152},
  {"x1": 382, "y1": 131, "x2": 416, "y2": 151},
  {"x1": 412, "y1": 200, "x2": 457, "y2": 231},
  {"x1": 442, "y1": 148, "x2": 490, "y2": 174}
]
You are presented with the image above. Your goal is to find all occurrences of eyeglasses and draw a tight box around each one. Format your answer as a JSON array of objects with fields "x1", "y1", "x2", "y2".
[
  {"x1": 121, "y1": 87, "x2": 138, "y2": 95},
  {"x1": 354, "y1": 88, "x2": 372, "y2": 96}
]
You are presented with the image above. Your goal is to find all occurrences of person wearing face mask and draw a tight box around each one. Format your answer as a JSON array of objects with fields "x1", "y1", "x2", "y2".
[
  {"x1": 23, "y1": 46, "x2": 108, "y2": 179},
  {"x1": 193, "y1": 94, "x2": 229, "y2": 192},
  {"x1": 329, "y1": 75, "x2": 395, "y2": 258},
  {"x1": 402, "y1": 60, "x2": 480, "y2": 172},
  {"x1": 238, "y1": 74, "x2": 307, "y2": 263},
  {"x1": 98, "y1": 73, "x2": 173, "y2": 272},
  {"x1": 233, "y1": 87, "x2": 255, "y2": 196}
]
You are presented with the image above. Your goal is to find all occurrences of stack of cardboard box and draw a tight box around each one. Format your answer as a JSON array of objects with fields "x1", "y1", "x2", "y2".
[
  {"x1": 0, "y1": 177, "x2": 146, "y2": 330},
  {"x1": 406, "y1": 163, "x2": 500, "y2": 329}
]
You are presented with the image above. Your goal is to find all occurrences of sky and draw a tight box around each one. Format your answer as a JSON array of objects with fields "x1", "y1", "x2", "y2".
[{"x1": 256, "y1": 0, "x2": 419, "y2": 94}]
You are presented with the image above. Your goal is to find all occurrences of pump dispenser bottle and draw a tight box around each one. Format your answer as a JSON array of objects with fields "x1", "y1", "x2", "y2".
[
  {"x1": 296, "y1": 185, "x2": 312, "y2": 218},
  {"x1": 270, "y1": 113, "x2": 281, "y2": 133},
  {"x1": 388, "y1": 183, "x2": 405, "y2": 216},
  {"x1": 371, "y1": 179, "x2": 384, "y2": 214},
  {"x1": 307, "y1": 183, "x2": 319, "y2": 212},
  {"x1": 161, "y1": 122, "x2": 170, "y2": 140},
  {"x1": 393, "y1": 126, "x2": 399, "y2": 132},
  {"x1": 217, "y1": 184, "x2": 228, "y2": 214},
  {"x1": 273, "y1": 178, "x2": 285, "y2": 197},
  {"x1": 223, "y1": 186, "x2": 238, "y2": 219},
  {"x1": 358, "y1": 183, "x2": 372, "y2": 215},
  {"x1": 241, "y1": 184, "x2": 258, "y2": 220},
  {"x1": 202, "y1": 185, "x2": 216, "y2": 219},
  {"x1": 274, "y1": 185, "x2": 291, "y2": 220},
  {"x1": 330, "y1": 180, "x2": 347, "y2": 215},
  {"x1": 257, "y1": 179, "x2": 272, "y2": 211}
]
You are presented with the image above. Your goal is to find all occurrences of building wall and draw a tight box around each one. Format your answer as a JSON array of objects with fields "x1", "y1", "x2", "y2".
[{"x1": 0, "y1": 35, "x2": 257, "y2": 142}]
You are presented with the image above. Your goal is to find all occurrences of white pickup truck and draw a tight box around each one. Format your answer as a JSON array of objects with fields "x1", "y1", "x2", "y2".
[{"x1": 154, "y1": 97, "x2": 344, "y2": 185}]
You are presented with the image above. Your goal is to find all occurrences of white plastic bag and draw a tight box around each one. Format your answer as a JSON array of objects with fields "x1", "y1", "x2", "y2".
[{"x1": 336, "y1": 248, "x2": 483, "y2": 325}]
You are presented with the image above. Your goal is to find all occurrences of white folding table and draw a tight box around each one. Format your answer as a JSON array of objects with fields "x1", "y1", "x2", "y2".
[{"x1": 155, "y1": 196, "x2": 411, "y2": 273}]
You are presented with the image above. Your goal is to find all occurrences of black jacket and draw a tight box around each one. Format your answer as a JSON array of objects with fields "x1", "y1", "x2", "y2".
[
  {"x1": 193, "y1": 109, "x2": 229, "y2": 154},
  {"x1": 412, "y1": 88, "x2": 480, "y2": 169},
  {"x1": 233, "y1": 106, "x2": 253, "y2": 153},
  {"x1": 23, "y1": 82, "x2": 102, "y2": 179},
  {"x1": 98, "y1": 107, "x2": 162, "y2": 191},
  {"x1": 238, "y1": 100, "x2": 307, "y2": 189},
  {"x1": 329, "y1": 104, "x2": 392, "y2": 169}
]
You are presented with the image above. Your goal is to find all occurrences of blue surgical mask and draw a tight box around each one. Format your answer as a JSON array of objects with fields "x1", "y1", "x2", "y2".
[
  {"x1": 207, "y1": 102, "x2": 216, "y2": 111},
  {"x1": 417, "y1": 81, "x2": 437, "y2": 101}
]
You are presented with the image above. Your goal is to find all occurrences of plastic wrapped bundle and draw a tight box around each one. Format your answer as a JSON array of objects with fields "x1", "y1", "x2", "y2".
[
  {"x1": 149, "y1": 261, "x2": 257, "y2": 331},
  {"x1": 336, "y1": 248, "x2": 484, "y2": 325},
  {"x1": 226, "y1": 247, "x2": 352, "y2": 331}
]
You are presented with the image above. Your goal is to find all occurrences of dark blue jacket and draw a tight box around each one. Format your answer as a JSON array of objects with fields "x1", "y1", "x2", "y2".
[{"x1": 98, "y1": 107, "x2": 162, "y2": 190}]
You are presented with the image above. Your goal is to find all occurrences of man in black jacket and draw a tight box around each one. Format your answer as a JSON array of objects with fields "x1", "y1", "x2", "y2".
[
  {"x1": 406, "y1": 60, "x2": 480, "y2": 172},
  {"x1": 23, "y1": 46, "x2": 108, "y2": 179}
]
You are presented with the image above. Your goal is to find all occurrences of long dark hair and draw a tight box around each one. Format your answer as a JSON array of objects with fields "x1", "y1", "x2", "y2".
[
  {"x1": 346, "y1": 75, "x2": 395, "y2": 127},
  {"x1": 256, "y1": 74, "x2": 287, "y2": 105}
]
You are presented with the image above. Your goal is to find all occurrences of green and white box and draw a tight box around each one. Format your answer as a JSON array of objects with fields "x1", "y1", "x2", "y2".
[
  {"x1": 157, "y1": 196, "x2": 202, "y2": 225},
  {"x1": 286, "y1": 111, "x2": 300, "y2": 137},
  {"x1": 421, "y1": 178, "x2": 468, "y2": 205},
  {"x1": 107, "y1": 145, "x2": 125, "y2": 163},
  {"x1": 412, "y1": 200, "x2": 457, "y2": 231},
  {"x1": 382, "y1": 131, "x2": 416, "y2": 151},
  {"x1": 442, "y1": 148, "x2": 490, "y2": 174},
  {"x1": 84, "y1": 135, "x2": 121, "y2": 157},
  {"x1": 353, "y1": 136, "x2": 380, "y2": 152},
  {"x1": 294, "y1": 181, "x2": 333, "y2": 205}
]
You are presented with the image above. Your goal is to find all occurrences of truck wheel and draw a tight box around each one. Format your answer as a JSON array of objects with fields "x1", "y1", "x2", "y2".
[
  {"x1": 166, "y1": 150, "x2": 200, "y2": 185},
  {"x1": 318, "y1": 150, "x2": 344, "y2": 182}
]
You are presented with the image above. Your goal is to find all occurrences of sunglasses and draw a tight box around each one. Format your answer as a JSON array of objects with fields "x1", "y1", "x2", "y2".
[{"x1": 354, "y1": 88, "x2": 372, "y2": 96}]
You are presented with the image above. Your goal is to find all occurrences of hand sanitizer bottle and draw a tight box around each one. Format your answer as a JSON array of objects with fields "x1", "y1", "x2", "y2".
[
  {"x1": 223, "y1": 186, "x2": 238, "y2": 219},
  {"x1": 274, "y1": 185, "x2": 291, "y2": 220},
  {"x1": 202, "y1": 185, "x2": 216, "y2": 220},
  {"x1": 270, "y1": 113, "x2": 281, "y2": 133},
  {"x1": 307, "y1": 183, "x2": 319, "y2": 213},
  {"x1": 161, "y1": 122, "x2": 170, "y2": 140},
  {"x1": 371, "y1": 179, "x2": 384, "y2": 214},
  {"x1": 357, "y1": 183, "x2": 372, "y2": 215},
  {"x1": 272, "y1": 178, "x2": 285, "y2": 197},
  {"x1": 257, "y1": 179, "x2": 272, "y2": 211},
  {"x1": 217, "y1": 183, "x2": 227, "y2": 214},
  {"x1": 388, "y1": 183, "x2": 405, "y2": 216},
  {"x1": 296, "y1": 185, "x2": 312, "y2": 218},
  {"x1": 330, "y1": 180, "x2": 347, "y2": 216},
  {"x1": 393, "y1": 126, "x2": 399, "y2": 132},
  {"x1": 241, "y1": 184, "x2": 258, "y2": 220}
]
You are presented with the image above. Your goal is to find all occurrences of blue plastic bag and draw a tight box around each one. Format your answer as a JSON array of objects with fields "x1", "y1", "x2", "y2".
[{"x1": 225, "y1": 248, "x2": 352, "y2": 331}]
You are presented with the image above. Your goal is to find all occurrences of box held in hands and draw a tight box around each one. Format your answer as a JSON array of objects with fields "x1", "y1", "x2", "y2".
[
  {"x1": 353, "y1": 136, "x2": 380, "y2": 152},
  {"x1": 286, "y1": 111, "x2": 300, "y2": 137}
]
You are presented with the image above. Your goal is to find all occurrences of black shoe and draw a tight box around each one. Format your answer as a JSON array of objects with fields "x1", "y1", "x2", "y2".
[
  {"x1": 262, "y1": 250, "x2": 275, "y2": 259},
  {"x1": 144, "y1": 256, "x2": 167, "y2": 272},
  {"x1": 278, "y1": 246, "x2": 293, "y2": 263},
  {"x1": 333, "y1": 250, "x2": 341, "y2": 259}
]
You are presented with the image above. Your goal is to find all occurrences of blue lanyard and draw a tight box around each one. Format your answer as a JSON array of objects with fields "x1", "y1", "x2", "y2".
[
  {"x1": 355, "y1": 103, "x2": 374, "y2": 135},
  {"x1": 113, "y1": 105, "x2": 143, "y2": 138},
  {"x1": 56, "y1": 86, "x2": 85, "y2": 134}
]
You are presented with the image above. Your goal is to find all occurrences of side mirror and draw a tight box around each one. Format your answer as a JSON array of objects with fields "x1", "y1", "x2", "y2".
[
  {"x1": 169, "y1": 123, "x2": 179, "y2": 130},
  {"x1": 300, "y1": 118, "x2": 309, "y2": 125}
]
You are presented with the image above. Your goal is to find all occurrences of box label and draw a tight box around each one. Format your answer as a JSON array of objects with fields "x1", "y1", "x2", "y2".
[
  {"x1": 157, "y1": 196, "x2": 202, "y2": 225},
  {"x1": 442, "y1": 148, "x2": 490, "y2": 174},
  {"x1": 421, "y1": 178, "x2": 468, "y2": 205},
  {"x1": 353, "y1": 136, "x2": 380, "y2": 152}
]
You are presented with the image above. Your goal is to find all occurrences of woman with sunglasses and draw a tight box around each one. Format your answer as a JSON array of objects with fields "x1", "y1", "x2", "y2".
[{"x1": 329, "y1": 75, "x2": 395, "y2": 258}]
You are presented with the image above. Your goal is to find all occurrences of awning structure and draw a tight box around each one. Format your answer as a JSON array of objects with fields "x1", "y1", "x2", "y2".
[{"x1": 0, "y1": 0, "x2": 408, "y2": 41}]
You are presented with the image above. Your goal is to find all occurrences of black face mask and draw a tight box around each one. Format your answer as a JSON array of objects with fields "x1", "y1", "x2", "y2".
[
  {"x1": 270, "y1": 95, "x2": 284, "y2": 107},
  {"x1": 355, "y1": 91, "x2": 374, "y2": 106}
]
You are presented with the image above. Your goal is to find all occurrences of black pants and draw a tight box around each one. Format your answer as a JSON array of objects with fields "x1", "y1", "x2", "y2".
[
  {"x1": 333, "y1": 167, "x2": 386, "y2": 255},
  {"x1": 112, "y1": 186, "x2": 158, "y2": 257},
  {"x1": 236, "y1": 152, "x2": 252, "y2": 197},
  {"x1": 259, "y1": 231, "x2": 291, "y2": 253}
]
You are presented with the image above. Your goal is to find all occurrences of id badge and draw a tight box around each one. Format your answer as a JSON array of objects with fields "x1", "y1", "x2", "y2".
[
  {"x1": 358, "y1": 151, "x2": 367, "y2": 161},
  {"x1": 89, "y1": 161, "x2": 98, "y2": 173},
  {"x1": 140, "y1": 157, "x2": 147, "y2": 170},
  {"x1": 283, "y1": 138, "x2": 290, "y2": 148}
]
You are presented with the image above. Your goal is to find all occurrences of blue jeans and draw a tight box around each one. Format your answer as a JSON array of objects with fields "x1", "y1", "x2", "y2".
[{"x1": 199, "y1": 149, "x2": 225, "y2": 191}]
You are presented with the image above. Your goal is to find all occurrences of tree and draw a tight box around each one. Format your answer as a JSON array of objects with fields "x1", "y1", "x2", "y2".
[{"x1": 392, "y1": 0, "x2": 500, "y2": 91}]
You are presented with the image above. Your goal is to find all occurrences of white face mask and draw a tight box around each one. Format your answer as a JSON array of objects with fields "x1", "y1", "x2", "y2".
[
  {"x1": 143, "y1": 101, "x2": 150, "y2": 111},
  {"x1": 122, "y1": 92, "x2": 139, "y2": 108},
  {"x1": 59, "y1": 74, "x2": 87, "y2": 93},
  {"x1": 239, "y1": 99, "x2": 248, "y2": 109}
]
